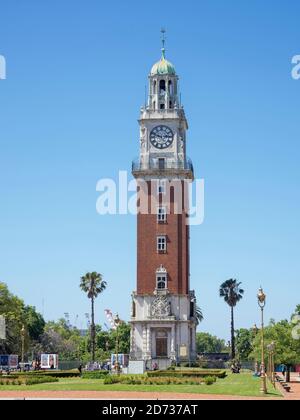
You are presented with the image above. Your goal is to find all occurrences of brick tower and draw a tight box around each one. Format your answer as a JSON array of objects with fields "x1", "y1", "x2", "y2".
[{"x1": 129, "y1": 35, "x2": 197, "y2": 372}]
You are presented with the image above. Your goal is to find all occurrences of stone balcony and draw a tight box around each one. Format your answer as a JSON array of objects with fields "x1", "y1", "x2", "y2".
[
  {"x1": 139, "y1": 107, "x2": 187, "y2": 123},
  {"x1": 132, "y1": 157, "x2": 194, "y2": 179}
]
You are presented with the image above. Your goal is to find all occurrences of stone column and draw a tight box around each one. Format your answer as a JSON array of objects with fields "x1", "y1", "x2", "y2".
[
  {"x1": 130, "y1": 326, "x2": 135, "y2": 354},
  {"x1": 142, "y1": 324, "x2": 147, "y2": 359},
  {"x1": 145, "y1": 326, "x2": 152, "y2": 360},
  {"x1": 170, "y1": 325, "x2": 176, "y2": 361}
]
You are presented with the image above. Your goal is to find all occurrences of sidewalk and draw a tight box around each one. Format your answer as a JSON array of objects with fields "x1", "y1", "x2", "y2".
[
  {"x1": 0, "y1": 390, "x2": 283, "y2": 400},
  {"x1": 277, "y1": 373, "x2": 300, "y2": 400}
]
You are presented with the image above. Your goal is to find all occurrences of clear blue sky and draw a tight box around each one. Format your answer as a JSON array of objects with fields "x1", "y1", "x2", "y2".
[{"x1": 0, "y1": 0, "x2": 299, "y2": 340}]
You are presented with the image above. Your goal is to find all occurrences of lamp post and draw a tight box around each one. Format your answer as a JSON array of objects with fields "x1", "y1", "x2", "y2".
[
  {"x1": 20, "y1": 325, "x2": 25, "y2": 370},
  {"x1": 257, "y1": 288, "x2": 267, "y2": 394},
  {"x1": 114, "y1": 314, "x2": 121, "y2": 375},
  {"x1": 267, "y1": 341, "x2": 275, "y2": 386},
  {"x1": 252, "y1": 324, "x2": 259, "y2": 375}
]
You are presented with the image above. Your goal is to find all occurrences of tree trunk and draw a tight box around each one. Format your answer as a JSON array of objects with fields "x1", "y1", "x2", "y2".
[
  {"x1": 286, "y1": 365, "x2": 291, "y2": 383},
  {"x1": 231, "y1": 306, "x2": 235, "y2": 360},
  {"x1": 91, "y1": 296, "x2": 95, "y2": 362}
]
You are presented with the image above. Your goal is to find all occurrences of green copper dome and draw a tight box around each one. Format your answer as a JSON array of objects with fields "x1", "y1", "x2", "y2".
[{"x1": 150, "y1": 49, "x2": 176, "y2": 76}]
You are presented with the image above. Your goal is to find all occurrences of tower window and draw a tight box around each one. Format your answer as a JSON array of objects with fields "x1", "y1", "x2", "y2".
[
  {"x1": 168, "y1": 80, "x2": 173, "y2": 95},
  {"x1": 156, "y1": 274, "x2": 167, "y2": 290},
  {"x1": 160, "y1": 103, "x2": 165, "y2": 110},
  {"x1": 153, "y1": 101, "x2": 156, "y2": 109},
  {"x1": 153, "y1": 80, "x2": 157, "y2": 94},
  {"x1": 158, "y1": 158, "x2": 165, "y2": 170},
  {"x1": 159, "y1": 79, "x2": 166, "y2": 94},
  {"x1": 190, "y1": 300, "x2": 195, "y2": 318},
  {"x1": 157, "y1": 206, "x2": 167, "y2": 223},
  {"x1": 169, "y1": 101, "x2": 173, "y2": 109},
  {"x1": 157, "y1": 179, "x2": 166, "y2": 194},
  {"x1": 157, "y1": 236, "x2": 167, "y2": 253}
]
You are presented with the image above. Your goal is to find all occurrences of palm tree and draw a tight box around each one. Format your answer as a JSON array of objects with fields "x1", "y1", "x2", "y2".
[
  {"x1": 195, "y1": 305, "x2": 204, "y2": 324},
  {"x1": 80, "y1": 272, "x2": 107, "y2": 362},
  {"x1": 219, "y1": 279, "x2": 244, "y2": 360},
  {"x1": 292, "y1": 304, "x2": 300, "y2": 317}
]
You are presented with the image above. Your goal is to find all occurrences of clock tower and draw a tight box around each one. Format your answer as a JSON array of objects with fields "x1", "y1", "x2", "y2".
[{"x1": 129, "y1": 34, "x2": 198, "y2": 372}]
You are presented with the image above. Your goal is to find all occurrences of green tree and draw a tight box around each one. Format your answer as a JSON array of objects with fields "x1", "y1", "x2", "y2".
[
  {"x1": 196, "y1": 332, "x2": 227, "y2": 353},
  {"x1": 96, "y1": 329, "x2": 111, "y2": 352},
  {"x1": 40, "y1": 319, "x2": 81, "y2": 360},
  {"x1": 219, "y1": 279, "x2": 244, "y2": 360},
  {"x1": 110, "y1": 322, "x2": 131, "y2": 354},
  {"x1": 79, "y1": 272, "x2": 107, "y2": 362},
  {"x1": 24, "y1": 305, "x2": 45, "y2": 341},
  {"x1": 0, "y1": 282, "x2": 45, "y2": 358},
  {"x1": 292, "y1": 304, "x2": 300, "y2": 318},
  {"x1": 250, "y1": 319, "x2": 300, "y2": 383},
  {"x1": 235, "y1": 328, "x2": 253, "y2": 361},
  {"x1": 0, "y1": 282, "x2": 25, "y2": 355}
]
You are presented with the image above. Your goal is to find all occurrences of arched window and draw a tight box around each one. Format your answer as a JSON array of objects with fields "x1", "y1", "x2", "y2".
[
  {"x1": 169, "y1": 100, "x2": 173, "y2": 109},
  {"x1": 168, "y1": 80, "x2": 173, "y2": 95},
  {"x1": 159, "y1": 79, "x2": 166, "y2": 95},
  {"x1": 157, "y1": 275, "x2": 167, "y2": 289},
  {"x1": 156, "y1": 265, "x2": 167, "y2": 290}
]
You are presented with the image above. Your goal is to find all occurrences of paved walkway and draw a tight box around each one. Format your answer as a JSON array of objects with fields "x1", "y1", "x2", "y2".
[
  {"x1": 0, "y1": 390, "x2": 283, "y2": 400},
  {"x1": 281, "y1": 373, "x2": 300, "y2": 400}
]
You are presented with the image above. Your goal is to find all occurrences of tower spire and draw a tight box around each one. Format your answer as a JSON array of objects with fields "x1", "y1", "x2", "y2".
[{"x1": 161, "y1": 28, "x2": 166, "y2": 59}]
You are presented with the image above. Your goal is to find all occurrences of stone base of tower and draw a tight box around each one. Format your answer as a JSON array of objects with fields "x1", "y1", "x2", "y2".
[{"x1": 129, "y1": 291, "x2": 197, "y2": 373}]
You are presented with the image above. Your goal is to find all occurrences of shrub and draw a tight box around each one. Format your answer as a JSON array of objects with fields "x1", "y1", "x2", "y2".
[
  {"x1": 0, "y1": 378, "x2": 24, "y2": 386},
  {"x1": 147, "y1": 370, "x2": 226, "y2": 379},
  {"x1": 182, "y1": 362, "x2": 199, "y2": 368},
  {"x1": 102, "y1": 374, "x2": 217, "y2": 386},
  {"x1": 12, "y1": 370, "x2": 80, "y2": 378},
  {"x1": 81, "y1": 371, "x2": 109, "y2": 379},
  {"x1": 204, "y1": 376, "x2": 217, "y2": 386},
  {"x1": 103, "y1": 375, "x2": 120, "y2": 385},
  {"x1": 120, "y1": 375, "x2": 148, "y2": 384},
  {"x1": 25, "y1": 376, "x2": 59, "y2": 386}
]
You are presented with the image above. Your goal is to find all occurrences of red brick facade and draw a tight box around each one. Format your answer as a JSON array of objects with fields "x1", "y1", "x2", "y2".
[{"x1": 136, "y1": 180, "x2": 190, "y2": 295}]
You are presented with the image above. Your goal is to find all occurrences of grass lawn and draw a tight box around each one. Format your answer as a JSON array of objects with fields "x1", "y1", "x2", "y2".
[{"x1": 0, "y1": 373, "x2": 282, "y2": 398}]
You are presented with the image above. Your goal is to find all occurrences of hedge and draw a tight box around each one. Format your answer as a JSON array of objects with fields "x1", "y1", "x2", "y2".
[
  {"x1": 25, "y1": 376, "x2": 59, "y2": 385},
  {"x1": 81, "y1": 371, "x2": 109, "y2": 379},
  {"x1": 0, "y1": 376, "x2": 59, "y2": 386},
  {"x1": 11, "y1": 370, "x2": 80, "y2": 378},
  {"x1": 103, "y1": 374, "x2": 218, "y2": 386},
  {"x1": 147, "y1": 370, "x2": 226, "y2": 379},
  {"x1": 0, "y1": 379, "x2": 23, "y2": 386}
]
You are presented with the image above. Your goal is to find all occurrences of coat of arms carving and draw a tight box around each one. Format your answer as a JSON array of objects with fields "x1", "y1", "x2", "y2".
[{"x1": 150, "y1": 295, "x2": 171, "y2": 319}]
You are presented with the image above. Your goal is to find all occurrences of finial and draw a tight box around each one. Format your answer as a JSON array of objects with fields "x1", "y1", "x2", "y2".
[{"x1": 161, "y1": 28, "x2": 166, "y2": 59}]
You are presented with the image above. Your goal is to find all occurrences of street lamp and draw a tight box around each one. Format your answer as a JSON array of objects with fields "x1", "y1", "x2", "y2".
[
  {"x1": 267, "y1": 341, "x2": 275, "y2": 386},
  {"x1": 114, "y1": 314, "x2": 121, "y2": 375},
  {"x1": 252, "y1": 324, "x2": 259, "y2": 375},
  {"x1": 257, "y1": 288, "x2": 267, "y2": 394},
  {"x1": 20, "y1": 325, "x2": 25, "y2": 370}
]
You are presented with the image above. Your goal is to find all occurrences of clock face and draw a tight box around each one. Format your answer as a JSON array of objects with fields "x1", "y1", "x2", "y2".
[{"x1": 150, "y1": 125, "x2": 174, "y2": 149}]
